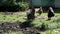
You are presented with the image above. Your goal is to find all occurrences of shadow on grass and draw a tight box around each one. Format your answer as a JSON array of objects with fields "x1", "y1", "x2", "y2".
[{"x1": 20, "y1": 20, "x2": 34, "y2": 28}]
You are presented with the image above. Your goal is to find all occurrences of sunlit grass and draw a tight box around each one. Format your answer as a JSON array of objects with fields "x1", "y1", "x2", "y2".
[
  {"x1": 0, "y1": 12, "x2": 26, "y2": 23},
  {"x1": 0, "y1": 12, "x2": 60, "y2": 34},
  {"x1": 41, "y1": 29, "x2": 60, "y2": 34}
]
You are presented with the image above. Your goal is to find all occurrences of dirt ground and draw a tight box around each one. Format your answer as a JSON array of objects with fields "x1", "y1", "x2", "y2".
[{"x1": 0, "y1": 22, "x2": 41, "y2": 34}]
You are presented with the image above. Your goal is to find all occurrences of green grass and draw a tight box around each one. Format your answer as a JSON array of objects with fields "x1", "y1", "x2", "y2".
[
  {"x1": 0, "y1": 12, "x2": 60, "y2": 28},
  {"x1": 32, "y1": 13, "x2": 60, "y2": 29},
  {"x1": 41, "y1": 29, "x2": 60, "y2": 34},
  {"x1": 0, "y1": 12, "x2": 60, "y2": 34},
  {"x1": 0, "y1": 12, "x2": 26, "y2": 23}
]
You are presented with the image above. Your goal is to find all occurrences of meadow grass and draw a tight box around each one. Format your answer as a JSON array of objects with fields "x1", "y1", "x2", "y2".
[
  {"x1": 0, "y1": 12, "x2": 60, "y2": 34},
  {"x1": 41, "y1": 28, "x2": 60, "y2": 34},
  {"x1": 0, "y1": 12, "x2": 60, "y2": 28}
]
